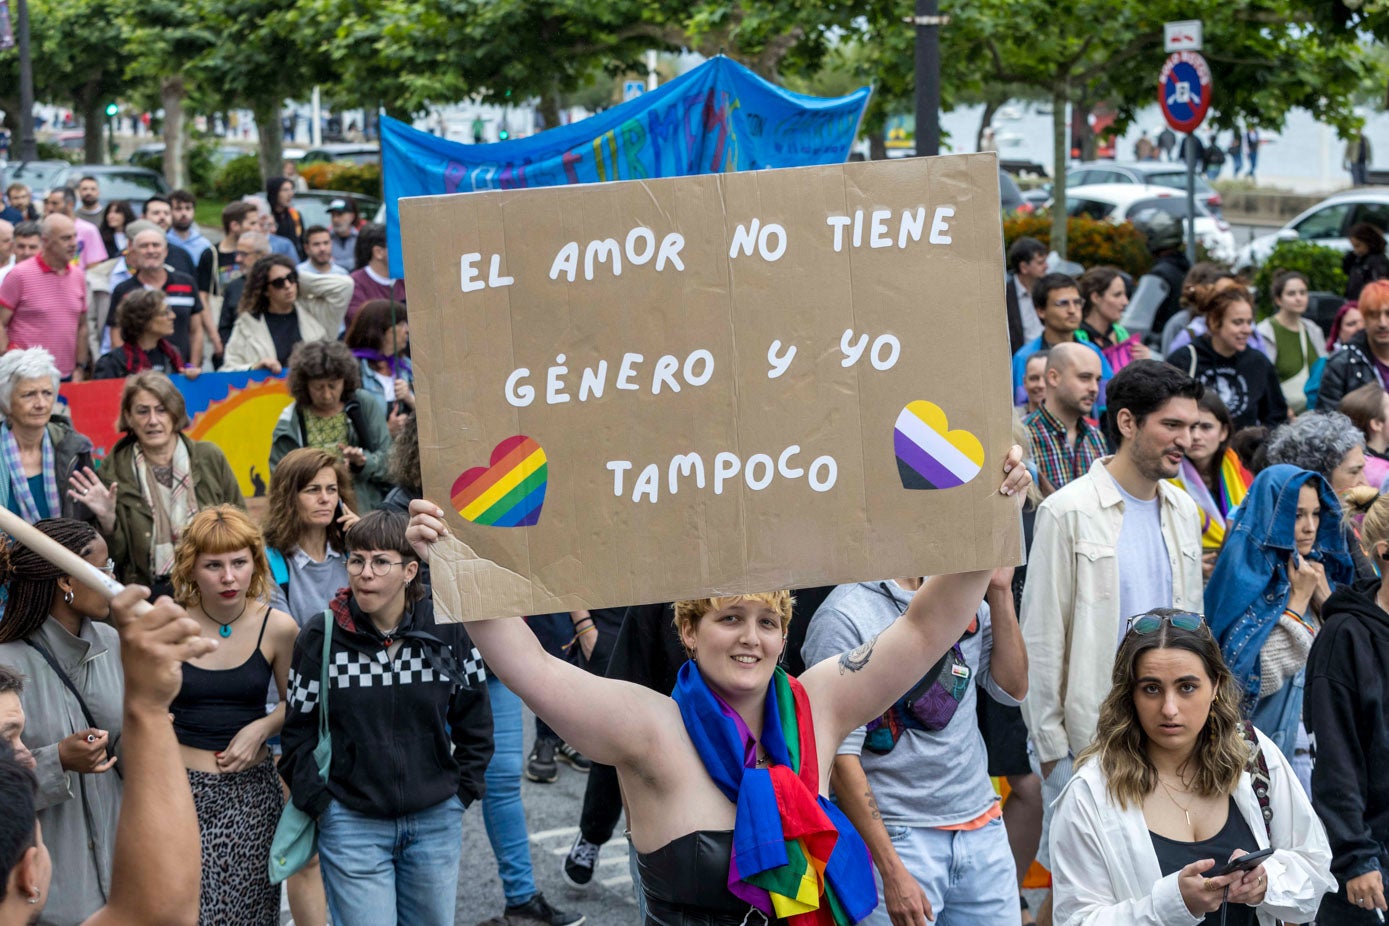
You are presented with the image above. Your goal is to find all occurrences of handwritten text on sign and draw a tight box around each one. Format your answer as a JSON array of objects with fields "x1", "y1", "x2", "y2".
[{"x1": 401, "y1": 155, "x2": 1019, "y2": 619}]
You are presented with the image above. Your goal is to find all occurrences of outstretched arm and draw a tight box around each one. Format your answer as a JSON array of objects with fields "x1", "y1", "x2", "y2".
[
  {"x1": 800, "y1": 447, "x2": 1028, "y2": 747},
  {"x1": 407, "y1": 502, "x2": 678, "y2": 771}
]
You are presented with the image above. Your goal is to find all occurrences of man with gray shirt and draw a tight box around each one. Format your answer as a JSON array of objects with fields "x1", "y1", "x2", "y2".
[{"x1": 802, "y1": 571, "x2": 1028, "y2": 925}]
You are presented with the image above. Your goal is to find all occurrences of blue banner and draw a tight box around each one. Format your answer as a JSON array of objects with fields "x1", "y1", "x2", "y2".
[{"x1": 382, "y1": 56, "x2": 871, "y2": 275}]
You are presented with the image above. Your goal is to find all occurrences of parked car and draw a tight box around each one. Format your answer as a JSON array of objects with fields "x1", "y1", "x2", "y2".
[
  {"x1": 1055, "y1": 183, "x2": 1237, "y2": 265},
  {"x1": 127, "y1": 143, "x2": 248, "y2": 176},
  {"x1": 299, "y1": 143, "x2": 379, "y2": 166},
  {"x1": 294, "y1": 189, "x2": 383, "y2": 232},
  {"x1": 1066, "y1": 161, "x2": 1222, "y2": 214},
  {"x1": 1, "y1": 160, "x2": 72, "y2": 197},
  {"x1": 1234, "y1": 189, "x2": 1389, "y2": 271}
]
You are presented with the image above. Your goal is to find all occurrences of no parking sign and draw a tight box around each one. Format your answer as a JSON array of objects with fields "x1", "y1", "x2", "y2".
[{"x1": 1158, "y1": 51, "x2": 1212, "y2": 134}]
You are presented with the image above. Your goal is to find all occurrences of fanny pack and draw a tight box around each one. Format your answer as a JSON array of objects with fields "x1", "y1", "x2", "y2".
[{"x1": 864, "y1": 642, "x2": 972, "y2": 753}]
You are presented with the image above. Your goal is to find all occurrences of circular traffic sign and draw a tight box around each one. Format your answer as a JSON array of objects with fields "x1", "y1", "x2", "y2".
[{"x1": 1158, "y1": 51, "x2": 1212, "y2": 134}]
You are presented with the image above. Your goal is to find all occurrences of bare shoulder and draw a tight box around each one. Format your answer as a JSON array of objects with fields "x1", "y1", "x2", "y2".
[{"x1": 267, "y1": 608, "x2": 300, "y2": 647}]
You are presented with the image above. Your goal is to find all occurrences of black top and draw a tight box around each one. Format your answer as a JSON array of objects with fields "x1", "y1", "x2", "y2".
[
  {"x1": 638, "y1": 830, "x2": 771, "y2": 926},
  {"x1": 1149, "y1": 797, "x2": 1258, "y2": 926},
  {"x1": 109, "y1": 270, "x2": 201, "y2": 359},
  {"x1": 170, "y1": 608, "x2": 273, "y2": 751},
  {"x1": 263, "y1": 309, "x2": 302, "y2": 366},
  {"x1": 1166, "y1": 335, "x2": 1288, "y2": 431}
]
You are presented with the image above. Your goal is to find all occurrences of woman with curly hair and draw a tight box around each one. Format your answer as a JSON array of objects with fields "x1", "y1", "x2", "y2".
[
  {"x1": 92, "y1": 289, "x2": 194, "y2": 379},
  {"x1": 221, "y1": 253, "x2": 352, "y2": 373},
  {"x1": 270, "y1": 339, "x2": 392, "y2": 510},
  {"x1": 0, "y1": 518, "x2": 122, "y2": 926},
  {"x1": 1048, "y1": 609, "x2": 1333, "y2": 926},
  {"x1": 170, "y1": 504, "x2": 298, "y2": 926}
]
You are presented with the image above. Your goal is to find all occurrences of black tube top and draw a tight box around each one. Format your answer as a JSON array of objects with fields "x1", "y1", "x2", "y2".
[{"x1": 638, "y1": 830, "x2": 778, "y2": 926}]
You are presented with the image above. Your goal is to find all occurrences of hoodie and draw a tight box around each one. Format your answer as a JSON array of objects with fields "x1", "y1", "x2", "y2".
[
  {"x1": 1206, "y1": 464, "x2": 1355, "y2": 705},
  {"x1": 1305, "y1": 577, "x2": 1389, "y2": 883},
  {"x1": 1166, "y1": 334, "x2": 1287, "y2": 430},
  {"x1": 279, "y1": 591, "x2": 492, "y2": 819}
]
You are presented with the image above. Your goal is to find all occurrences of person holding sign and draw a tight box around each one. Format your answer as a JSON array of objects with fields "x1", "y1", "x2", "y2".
[{"x1": 404, "y1": 447, "x2": 1030, "y2": 925}]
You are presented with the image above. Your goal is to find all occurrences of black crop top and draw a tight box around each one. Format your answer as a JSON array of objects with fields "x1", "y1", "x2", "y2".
[
  {"x1": 638, "y1": 830, "x2": 770, "y2": 926},
  {"x1": 171, "y1": 609, "x2": 274, "y2": 751}
]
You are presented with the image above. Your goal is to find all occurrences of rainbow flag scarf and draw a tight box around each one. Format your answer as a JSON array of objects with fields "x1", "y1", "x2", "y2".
[
  {"x1": 1172, "y1": 448, "x2": 1252, "y2": 550},
  {"x1": 672, "y1": 661, "x2": 877, "y2": 925}
]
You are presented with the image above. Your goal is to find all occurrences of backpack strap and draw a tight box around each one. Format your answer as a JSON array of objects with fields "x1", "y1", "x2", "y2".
[
  {"x1": 266, "y1": 547, "x2": 290, "y2": 600},
  {"x1": 1241, "y1": 720, "x2": 1275, "y2": 842}
]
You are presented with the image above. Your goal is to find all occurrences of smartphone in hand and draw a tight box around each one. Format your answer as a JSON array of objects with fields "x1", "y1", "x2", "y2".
[{"x1": 1208, "y1": 847, "x2": 1275, "y2": 877}]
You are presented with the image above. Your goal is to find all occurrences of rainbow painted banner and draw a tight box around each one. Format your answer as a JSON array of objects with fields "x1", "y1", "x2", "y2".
[{"x1": 60, "y1": 372, "x2": 292, "y2": 499}]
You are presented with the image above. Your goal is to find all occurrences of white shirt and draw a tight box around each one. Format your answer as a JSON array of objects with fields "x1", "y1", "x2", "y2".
[
  {"x1": 1050, "y1": 727, "x2": 1334, "y2": 926},
  {"x1": 1113, "y1": 482, "x2": 1174, "y2": 647},
  {"x1": 1016, "y1": 275, "x2": 1043, "y2": 341},
  {"x1": 297, "y1": 259, "x2": 348, "y2": 277}
]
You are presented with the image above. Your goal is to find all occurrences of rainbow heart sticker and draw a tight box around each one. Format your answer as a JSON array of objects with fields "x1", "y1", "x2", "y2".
[
  {"x1": 451, "y1": 436, "x2": 548, "y2": 526},
  {"x1": 894, "y1": 401, "x2": 984, "y2": 490}
]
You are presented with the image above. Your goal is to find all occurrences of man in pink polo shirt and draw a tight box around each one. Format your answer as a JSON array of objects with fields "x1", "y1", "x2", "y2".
[
  {"x1": 0, "y1": 214, "x2": 90, "y2": 380},
  {"x1": 42, "y1": 186, "x2": 107, "y2": 269}
]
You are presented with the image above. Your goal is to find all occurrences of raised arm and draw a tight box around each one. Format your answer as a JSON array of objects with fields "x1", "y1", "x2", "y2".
[
  {"x1": 406, "y1": 501, "x2": 679, "y2": 771},
  {"x1": 799, "y1": 448, "x2": 1029, "y2": 746}
]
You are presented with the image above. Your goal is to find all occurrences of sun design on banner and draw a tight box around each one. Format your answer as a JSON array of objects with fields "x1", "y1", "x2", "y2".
[{"x1": 187, "y1": 376, "x2": 292, "y2": 499}]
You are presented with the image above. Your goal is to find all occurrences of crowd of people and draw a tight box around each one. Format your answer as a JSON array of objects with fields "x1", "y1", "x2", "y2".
[{"x1": 1, "y1": 171, "x2": 1389, "y2": 926}]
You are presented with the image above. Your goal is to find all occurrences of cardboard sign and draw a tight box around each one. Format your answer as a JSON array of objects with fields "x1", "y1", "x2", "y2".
[{"x1": 401, "y1": 154, "x2": 1021, "y2": 621}]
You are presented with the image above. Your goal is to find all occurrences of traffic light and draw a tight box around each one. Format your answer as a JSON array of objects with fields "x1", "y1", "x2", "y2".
[
  {"x1": 105, "y1": 103, "x2": 119, "y2": 117},
  {"x1": 498, "y1": 128, "x2": 510, "y2": 140}
]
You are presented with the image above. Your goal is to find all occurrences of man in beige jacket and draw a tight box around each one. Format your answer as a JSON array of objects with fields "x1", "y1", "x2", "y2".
[{"x1": 1020, "y1": 360, "x2": 1205, "y2": 925}]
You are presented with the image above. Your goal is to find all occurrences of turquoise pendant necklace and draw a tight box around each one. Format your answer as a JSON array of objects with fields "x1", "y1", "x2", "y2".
[{"x1": 209, "y1": 598, "x2": 249, "y2": 638}]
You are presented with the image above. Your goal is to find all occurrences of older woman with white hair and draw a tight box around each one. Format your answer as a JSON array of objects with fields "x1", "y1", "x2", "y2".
[
  {"x1": 0, "y1": 347, "x2": 94, "y2": 523},
  {"x1": 1265, "y1": 411, "x2": 1370, "y2": 497}
]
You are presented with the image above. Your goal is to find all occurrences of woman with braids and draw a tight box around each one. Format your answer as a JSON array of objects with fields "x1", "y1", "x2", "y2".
[
  {"x1": 221, "y1": 253, "x2": 352, "y2": 374},
  {"x1": 402, "y1": 445, "x2": 1030, "y2": 925},
  {"x1": 92, "y1": 290, "x2": 195, "y2": 380},
  {"x1": 169, "y1": 505, "x2": 298, "y2": 926},
  {"x1": 0, "y1": 518, "x2": 123, "y2": 926},
  {"x1": 262, "y1": 447, "x2": 359, "y2": 628},
  {"x1": 0, "y1": 348, "x2": 94, "y2": 524},
  {"x1": 67, "y1": 371, "x2": 244, "y2": 595},
  {"x1": 1048, "y1": 609, "x2": 1332, "y2": 925}
]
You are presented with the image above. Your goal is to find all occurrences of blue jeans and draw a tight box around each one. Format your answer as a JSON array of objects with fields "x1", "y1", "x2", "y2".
[
  {"x1": 482, "y1": 676, "x2": 537, "y2": 906},
  {"x1": 317, "y1": 795, "x2": 464, "y2": 926},
  {"x1": 864, "y1": 815, "x2": 1015, "y2": 926}
]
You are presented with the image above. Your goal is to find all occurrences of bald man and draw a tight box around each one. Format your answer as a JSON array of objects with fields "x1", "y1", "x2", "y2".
[
  {"x1": 0, "y1": 214, "x2": 90, "y2": 378},
  {"x1": 1023, "y1": 342, "x2": 1109, "y2": 497}
]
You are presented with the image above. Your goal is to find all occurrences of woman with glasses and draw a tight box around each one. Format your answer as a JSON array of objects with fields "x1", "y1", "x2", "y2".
[
  {"x1": 92, "y1": 289, "x2": 197, "y2": 379},
  {"x1": 1049, "y1": 608, "x2": 1333, "y2": 926},
  {"x1": 1306, "y1": 490, "x2": 1389, "y2": 922},
  {"x1": 169, "y1": 505, "x2": 298, "y2": 926},
  {"x1": 270, "y1": 339, "x2": 393, "y2": 511},
  {"x1": 221, "y1": 253, "x2": 352, "y2": 374},
  {"x1": 67, "y1": 371, "x2": 245, "y2": 596},
  {"x1": 278, "y1": 510, "x2": 493, "y2": 926},
  {"x1": 0, "y1": 518, "x2": 124, "y2": 925},
  {"x1": 1206, "y1": 464, "x2": 1355, "y2": 769}
]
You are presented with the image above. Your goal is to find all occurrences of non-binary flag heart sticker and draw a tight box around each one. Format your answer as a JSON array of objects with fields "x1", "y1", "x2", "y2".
[
  {"x1": 894, "y1": 401, "x2": 984, "y2": 490},
  {"x1": 451, "y1": 436, "x2": 548, "y2": 526}
]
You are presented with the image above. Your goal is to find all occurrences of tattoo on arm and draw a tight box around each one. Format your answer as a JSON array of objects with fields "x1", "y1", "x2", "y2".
[
  {"x1": 866, "y1": 788, "x2": 882, "y2": 821},
  {"x1": 838, "y1": 635, "x2": 878, "y2": 675}
]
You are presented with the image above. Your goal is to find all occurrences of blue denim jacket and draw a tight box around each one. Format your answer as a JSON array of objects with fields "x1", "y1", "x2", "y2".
[{"x1": 1205, "y1": 464, "x2": 1354, "y2": 703}]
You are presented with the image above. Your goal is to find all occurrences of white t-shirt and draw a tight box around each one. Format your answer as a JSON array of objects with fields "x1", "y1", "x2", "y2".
[{"x1": 1114, "y1": 482, "x2": 1173, "y2": 647}]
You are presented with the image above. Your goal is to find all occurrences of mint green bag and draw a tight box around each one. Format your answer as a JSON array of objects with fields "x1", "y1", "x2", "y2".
[{"x1": 268, "y1": 611, "x2": 333, "y2": 885}]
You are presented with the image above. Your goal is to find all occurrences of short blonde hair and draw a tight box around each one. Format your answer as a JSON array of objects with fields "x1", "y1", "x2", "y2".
[
  {"x1": 172, "y1": 505, "x2": 272, "y2": 607},
  {"x1": 672, "y1": 591, "x2": 794, "y2": 655}
]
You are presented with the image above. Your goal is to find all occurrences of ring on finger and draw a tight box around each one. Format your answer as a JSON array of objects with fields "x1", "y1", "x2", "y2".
[{"x1": 1204, "y1": 879, "x2": 1216, "y2": 892}]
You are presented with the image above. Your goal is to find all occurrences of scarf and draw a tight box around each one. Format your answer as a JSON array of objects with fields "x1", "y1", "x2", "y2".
[
  {"x1": 1172, "y1": 448, "x2": 1251, "y2": 550},
  {"x1": 1, "y1": 425, "x2": 59, "y2": 521},
  {"x1": 120, "y1": 339, "x2": 183, "y2": 375},
  {"x1": 351, "y1": 347, "x2": 405, "y2": 378},
  {"x1": 672, "y1": 661, "x2": 876, "y2": 925},
  {"x1": 134, "y1": 438, "x2": 198, "y2": 577}
]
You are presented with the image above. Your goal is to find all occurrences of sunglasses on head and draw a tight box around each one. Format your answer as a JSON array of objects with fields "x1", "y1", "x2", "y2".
[
  {"x1": 1125, "y1": 611, "x2": 1205, "y2": 636},
  {"x1": 268, "y1": 272, "x2": 298, "y2": 289}
]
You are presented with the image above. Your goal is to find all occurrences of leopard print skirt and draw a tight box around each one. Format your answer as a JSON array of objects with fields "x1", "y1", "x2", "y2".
[{"x1": 188, "y1": 756, "x2": 283, "y2": 926}]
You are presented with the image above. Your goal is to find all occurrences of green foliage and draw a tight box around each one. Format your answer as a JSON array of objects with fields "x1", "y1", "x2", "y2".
[
  {"x1": 186, "y1": 138, "x2": 224, "y2": 198},
  {"x1": 1252, "y1": 241, "x2": 1349, "y2": 315},
  {"x1": 1004, "y1": 214, "x2": 1153, "y2": 279},
  {"x1": 213, "y1": 155, "x2": 263, "y2": 201}
]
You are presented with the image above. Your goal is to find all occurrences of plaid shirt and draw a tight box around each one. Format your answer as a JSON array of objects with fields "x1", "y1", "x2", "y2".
[{"x1": 1025, "y1": 405, "x2": 1109, "y2": 493}]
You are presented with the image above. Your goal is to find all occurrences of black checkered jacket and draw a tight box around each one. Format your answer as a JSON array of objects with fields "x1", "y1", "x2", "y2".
[{"x1": 280, "y1": 596, "x2": 493, "y2": 819}]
